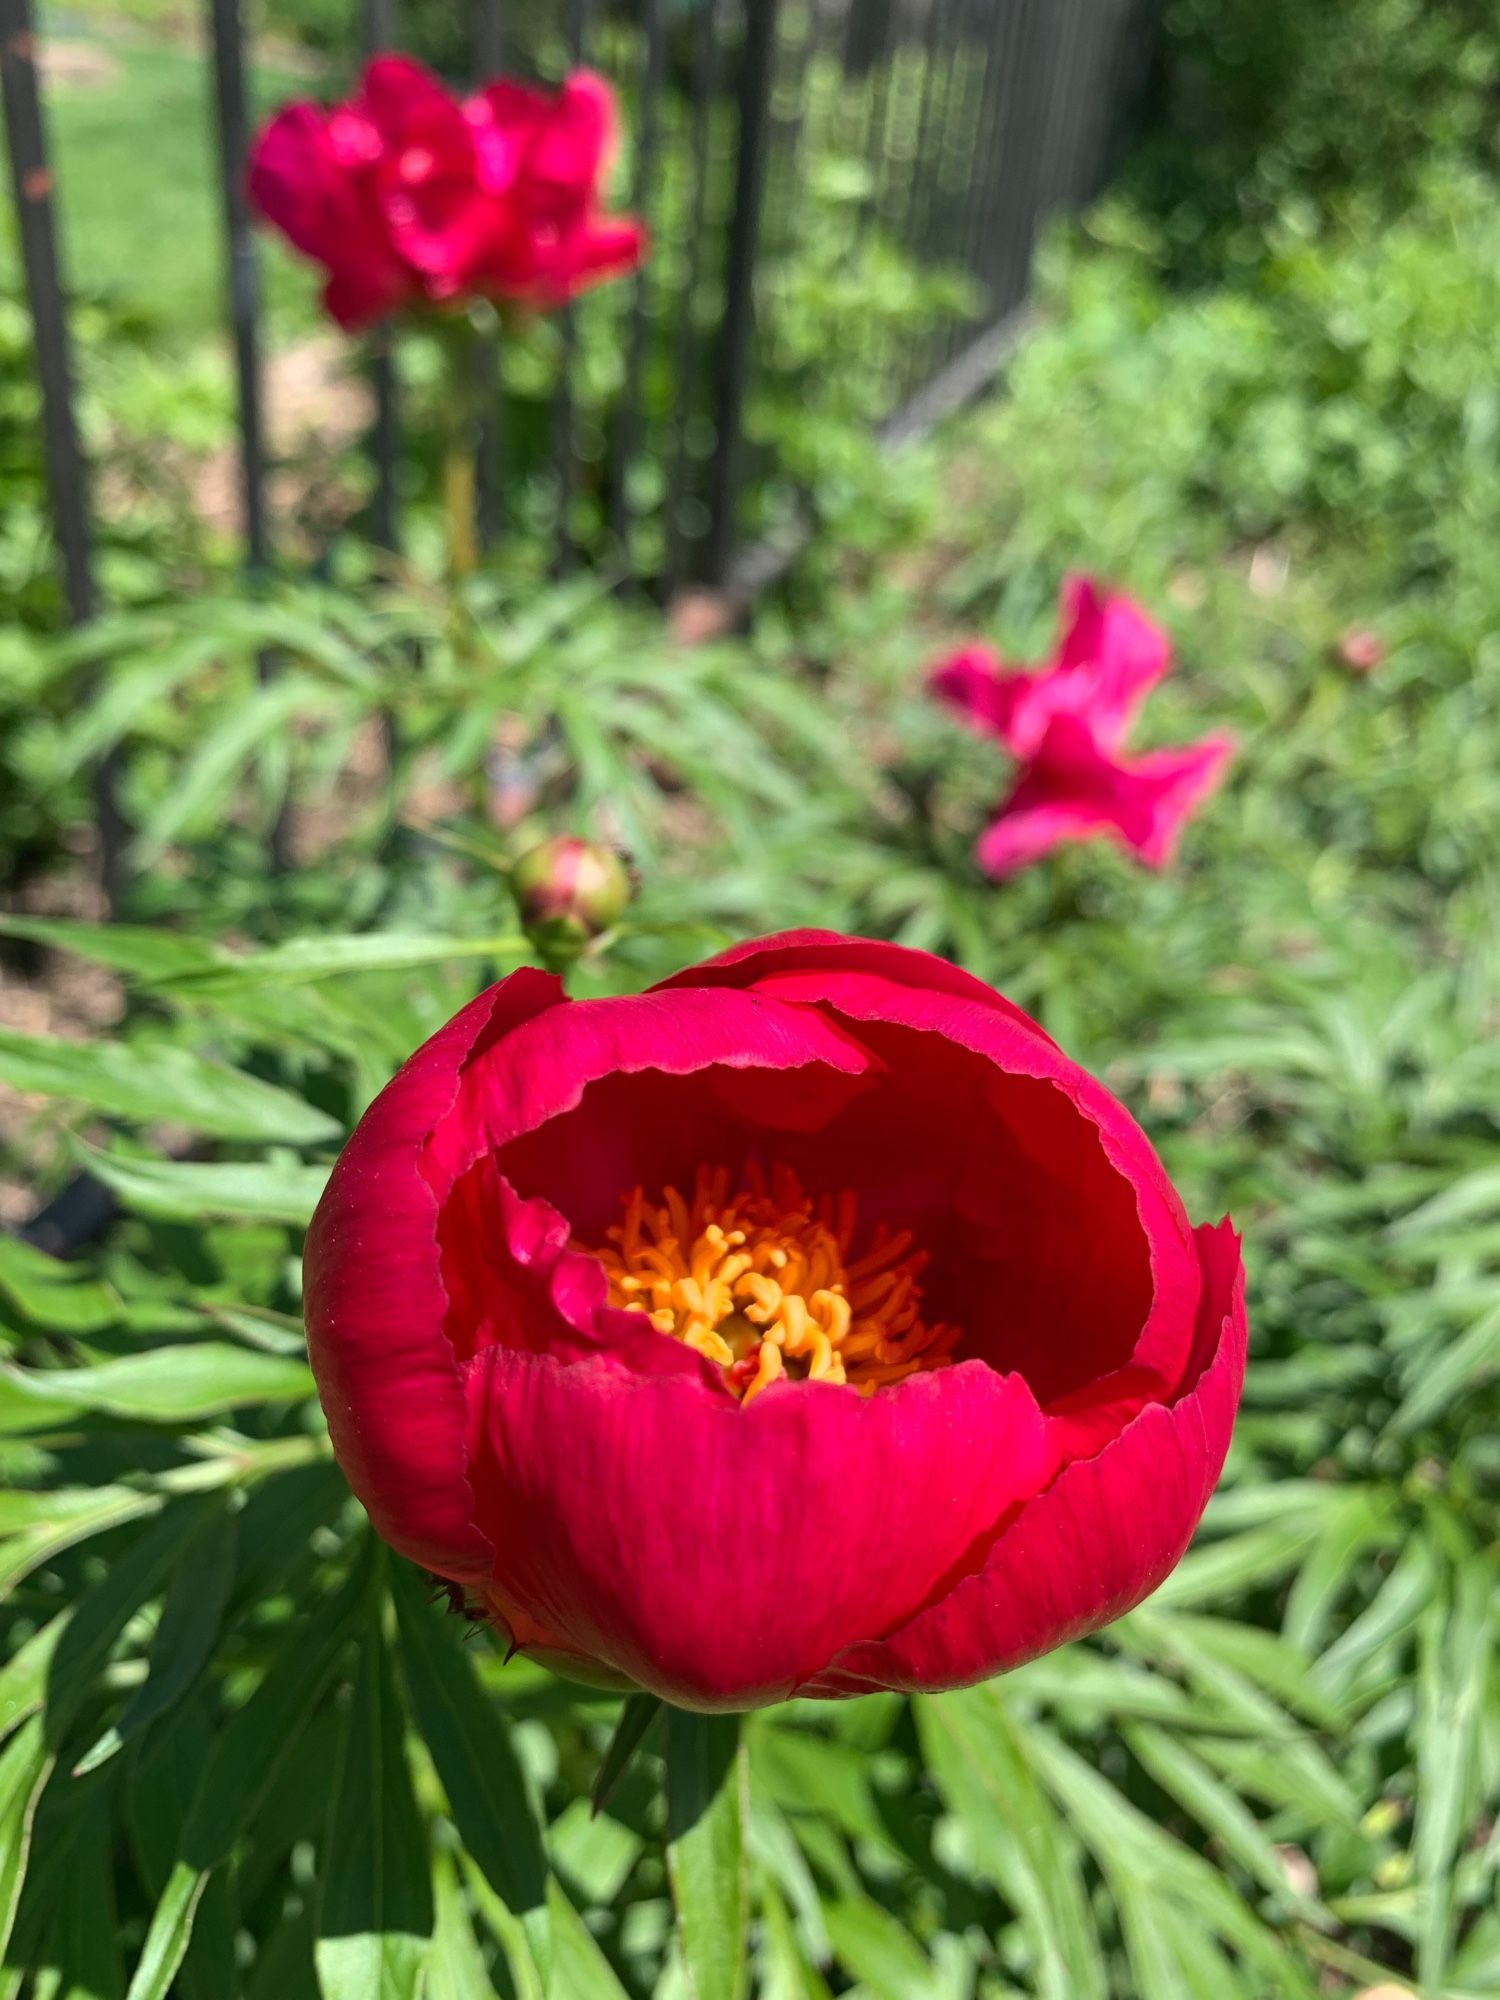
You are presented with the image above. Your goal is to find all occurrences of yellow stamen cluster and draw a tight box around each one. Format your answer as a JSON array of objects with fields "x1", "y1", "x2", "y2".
[{"x1": 586, "y1": 1164, "x2": 959, "y2": 1403}]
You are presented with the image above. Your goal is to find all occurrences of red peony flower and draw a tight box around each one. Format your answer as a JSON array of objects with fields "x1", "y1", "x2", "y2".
[
  {"x1": 930, "y1": 575, "x2": 1171, "y2": 761},
  {"x1": 930, "y1": 575, "x2": 1233, "y2": 878},
  {"x1": 975, "y1": 714, "x2": 1236, "y2": 879},
  {"x1": 304, "y1": 931, "x2": 1247, "y2": 1710},
  {"x1": 469, "y1": 71, "x2": 645, "y2": 307},
  {"x1": 248, "y1": 58, "x2": 643, "y2": 330}
]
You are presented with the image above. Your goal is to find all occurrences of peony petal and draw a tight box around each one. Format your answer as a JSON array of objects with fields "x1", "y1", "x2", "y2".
[
  {"x1": 465, "y1": 1350, "x2": 1053, "y2": 1708},
  {"x1": 357, "y1": 53, "x2": 456, "y2": 135},
  {"x1": 654, "y1": 928, "x2": 1058, "y2": 1047},
  {"x1": 248, "y1": 102, "x2": 408, "y2": 329},
  {"x1": 801, "y1": 1219, "x2": 1246, "y2": 1694},
  {"x1": 1052, "y1": 574, "x2": 1172, "y2": 751},
  {"x1": 714, "y1": 959, "x2": 1201, "y2": 1409},
  {"x1": 423, "y1": 981, "x2": 875, "y2": 1208},
  {"x1": 975, "y1": 717, "x2": 1233, "y2": 878},
  {"x1": 928, "y1": 646, "x2": 1031, "y2": 745},
  {"x1": 531, "y1": 69, "x2": 618, "y2": 198},
  {"x1": 247, "y1": 105, "x2": 342, "y2": 261},
  {"x1": 303, "y1": 968, "x2": 564, "y2": 1588},
  {"x1": 1117, "y1": 732, "x2": 1236, "y2": 867},
  {"x1": 554, "y1": 215, "x2": 647, "y2": 295}
]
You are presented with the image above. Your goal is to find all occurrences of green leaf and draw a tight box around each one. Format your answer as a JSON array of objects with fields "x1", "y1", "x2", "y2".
[
  {"x1": 79, "y1": 1147, "x2": 331, "y2": 1226},
  {"x1": 590, "y1": 1694, "x2": 663, "y2": 1817},
  {"x1": 821, "y1": 1898, "x2": 944, "y2": 2000},
  {"x1": 1028, "y1": 1729, "x2": 1318, "y2": 1998},
  {"x1": 918, "y1": 1686, "x2": 1106, "y2": 2000},
  {"x1": 126, "y1": 1545, "x2": 368, "y2": 1996},
  {"x1": 1314, "y1": 1539, "x2": 1440, "y2": 1695},
  {"x1": 315, "y1": 1611, "x2": 432, "y2": 2000},
  {"x1": 1151, "y1": 1516, "x2": 1323, "y2": 1610},
  {"x1": 34, "y1": 1773, "x2": 125, "y2": 1999},
  {"x1": 0, "y1": 1235, "x2": 119, "y2": 1337},
  {"x1": 151, "y1": 932, "x2": 527, "y2": 993},
  {"x1": 0, "y1": 914, "x2": 222, "y2": 980},
  {"x1": 1123, "y1": 1721, "x2": 1328, "y2": 1919},
  {"x1": 0, "y1": 1485, "x2": 162, "y2": 1598},
  {"x1": 0, "y1": 1028, "x2": 340, "y2": 1143},
  {"x1": 52, "y1": 630, "x2": 229, "y2": 776},
  {"x1": 73, "y1": 1501, "x2": 237, "y2": 1773},
  {"x1": 1414, "y1": 1561, "x2": 1492, "y2": 1988},
  {"x1": 0, "y1": 1717, "x2": 54, "y2": 1961},
  {"x1": 460, "y1": 1860, "x2": 544, "y2": 2000},
  {"x1": 1390, "y1": 1301, "x2": 1500, "y2": 1434},
  {"x1": 665, "y1": 1709, "x2": 748, "y2": 2000},
  {"x1": 756, "y1": 1878, "x2": 831, "y2": 2000},
  {"x1": 549, "y1": 1799, "x2": 642, "y2": 1908},
  {"x1": 0, "y1": 1345, "x2": 315, "y2": 1430},
  {"x1": 427, "y1": 1848, "x2": 498, "y2": 2000},
  {"x1": 124, "y1": 1860, "x2": 209, "y2": 2000},
  {"x1": 6, "y1": 1501, "x2": 215, "y2": 1757},
  {"x1": 390, "y1": 1565, "x2": 548, "y2": 1981},
  {"x1": 131, "y1": 675, "x2": 331, "y2": 865},
  {"x1": 541, "y1": 1879, "x2": 630, "y2": 2000}
]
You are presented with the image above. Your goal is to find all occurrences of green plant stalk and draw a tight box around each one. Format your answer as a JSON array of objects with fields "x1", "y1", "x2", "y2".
[{"x1": 439, "y1": 313, "x2": 485, "y2": 581}]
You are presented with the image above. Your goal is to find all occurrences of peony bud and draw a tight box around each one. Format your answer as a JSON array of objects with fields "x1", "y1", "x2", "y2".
[
  {"x1": 510, "y1": 836, "x2": 631, "y2": 957},
  {"x1": 1337, "y1": 629, "x2": 1385, "y2": 674}
]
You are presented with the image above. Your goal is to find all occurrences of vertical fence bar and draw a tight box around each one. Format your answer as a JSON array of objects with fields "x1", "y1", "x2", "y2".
[
  {"x1": 984, "y1": 0, "x2": 1051, "y2": 314},
  {"x1": 703, "y1": 0, "x2": 778, "y2": 586},
  {"x1": 551, "y1": 0, "x2": 590, "y2": 574},
  {"x1": 663, "y1": 0, "x2": 723, "y2": 591},
  {"x1": 360, "y1": 0, "x2": 401, "y2": 555},
  {"x1": 608, "y1": 0, "x2": 665, "y2": 555},
  {"x1": 208, "y1": 0, "x2": 289, "y2": 870},
  {"x1": 474, "y1": 0, "x2": 504, "y2": 551},
  {"x1": 966, "y1": 0, "x2": 1031, "y2": 311},
  {"x1": 0, "y1": 0, "x2": 128, "y2": 910}
]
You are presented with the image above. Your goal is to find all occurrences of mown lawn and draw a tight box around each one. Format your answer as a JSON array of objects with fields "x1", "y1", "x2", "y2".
[{"x1": 4, "y1": 21, "x2": 317, "y2": 331}]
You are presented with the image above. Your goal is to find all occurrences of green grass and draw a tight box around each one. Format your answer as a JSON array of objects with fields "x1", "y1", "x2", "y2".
[{"x1": 2, "y1": 23, "x2": 318, "y2": 333}]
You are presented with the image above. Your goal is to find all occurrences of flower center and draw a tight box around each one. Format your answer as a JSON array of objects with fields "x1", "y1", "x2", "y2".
[{"x1": 585, "y1": 1164, "x2": 958, "y2": 1403}]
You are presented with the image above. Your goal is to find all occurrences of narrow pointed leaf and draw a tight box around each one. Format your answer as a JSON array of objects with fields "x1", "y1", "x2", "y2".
[
  {"x1": 74, "y1": 1503, "x2": 238, "y2": 1773},
  {"x1": 315, "y1": 1618, "x2": 432, "y2": 2000},
  {"x1": 665, "y1": 1709, "x2": 748, "y2": 2000},
  {"x1": 0, "y1": 1028, "x2": 340, "y2": 1143},
  {"x1": 591, "y1": 1694, "x2": 662, "y2": 1818},
  {"x1": 391, "y1": 1565, "x2": 549, "y2": 1982}
]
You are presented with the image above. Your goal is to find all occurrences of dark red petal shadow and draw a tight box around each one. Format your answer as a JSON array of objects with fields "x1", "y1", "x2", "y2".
[
  {"x1": 734, "y1": 963, "x2": 1201, "y2": 1415},
  {"x1": 799, "y1": 1219, "x2": 1246, "y2": 1695}
]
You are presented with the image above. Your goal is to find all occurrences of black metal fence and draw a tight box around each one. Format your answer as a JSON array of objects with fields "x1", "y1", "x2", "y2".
[{"x1": 2, "y1": 0, "x2": 1157, "y2": 887}]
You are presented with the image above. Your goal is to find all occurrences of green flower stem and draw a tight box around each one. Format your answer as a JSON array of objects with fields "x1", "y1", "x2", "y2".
[{"x1": 438, "y1": 312, "x2": 485, "y2": 581}]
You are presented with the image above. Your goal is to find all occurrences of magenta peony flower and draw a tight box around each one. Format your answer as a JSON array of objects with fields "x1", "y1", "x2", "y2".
[
  {"x1": 929, "y1": 576, "x2": 1233, "y2": 877},
  {"x1": 303, "y1": 931, "x2": 1247, "y2": 1710},
  {"x1": 248, "y1": 58, "x2": 644, "y2": 330}
]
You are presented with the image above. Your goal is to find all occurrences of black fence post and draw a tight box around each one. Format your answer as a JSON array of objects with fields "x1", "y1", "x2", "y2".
[
  {"x1": 0, "y1": 0, "x2": 129, "y2": 912},
  {"x1": 608, "y1": 0, "x2": 666, "y2": 555},
  {"x1": 663, "y1": 0, "x2": 723, "y2": 593},
  {"x1": 361, "y1": 0, "x2": 402, "y2": 556},
  {"x1": 474, "y1": 0, "x2": 505, "y2": 552},
  {"x1": 207, "y1": 0, "x2": 290, "y2": 871},
  {"x1": 551, "y1": 0, "x2": 591, "y2": 575},
  {"x1": 704, "y1": 0, "x2": 778, "y2": 587}
]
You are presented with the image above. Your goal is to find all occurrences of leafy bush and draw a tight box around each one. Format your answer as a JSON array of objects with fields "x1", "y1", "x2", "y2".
[{"x1": 1136, "y1": 0, "x2": 1500, "y2": 278}]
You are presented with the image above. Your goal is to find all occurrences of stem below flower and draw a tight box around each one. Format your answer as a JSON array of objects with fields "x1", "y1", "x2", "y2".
[
  {"x1": 444, "y1": 427, "x2": 479, "y2": 579},
  {"x1": 438, "y1": 311, "x2": 485, "y2": 580}
]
